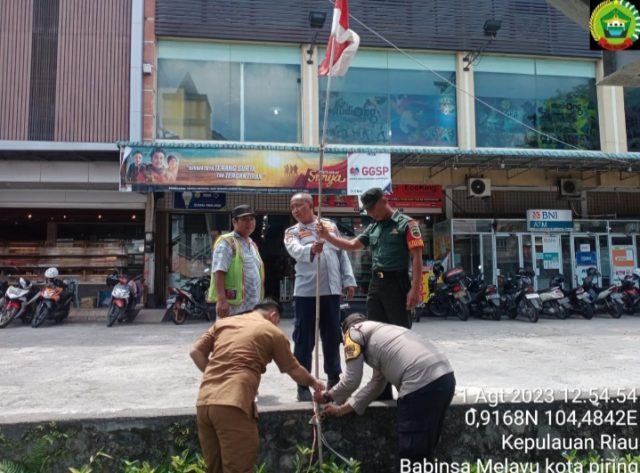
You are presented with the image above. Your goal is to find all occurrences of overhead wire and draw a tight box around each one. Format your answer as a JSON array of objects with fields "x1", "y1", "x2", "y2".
[{"x1": 324, "y1": 0, "x2": 630, "y2": 166}]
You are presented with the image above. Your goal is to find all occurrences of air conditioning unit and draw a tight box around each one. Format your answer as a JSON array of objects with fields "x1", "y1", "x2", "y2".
[
  {"x1": 467, "y1": 178, "x2": 491, "y2": 198},
  {"x1": 560, "y1": 178, "x2": 582, "y2": 197}
]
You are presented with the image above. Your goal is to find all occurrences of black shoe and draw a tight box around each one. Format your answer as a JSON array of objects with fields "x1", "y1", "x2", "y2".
[
  {"x1": 297, "y1": 385, "x2": 312, "y2": 402},
  {"x1": 328, "y1": 377, "x2": 340, "y2": 390}
]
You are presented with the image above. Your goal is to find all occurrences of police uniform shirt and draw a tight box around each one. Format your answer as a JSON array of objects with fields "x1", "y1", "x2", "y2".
[
  {"x1": 284, "y1": 218, "x2": 356, "y2": 297},
  {"x1": 357, "y1": 210, "x2": 424, "y2": 272},
  {"x1": 212, "y1": 232, "x2": 263, "y2": 315},
  {"x1": 192, "y1": 312, "x2": 301, "y2": 417},
  {"x1": 329, "y1": 321, "x2": 453, "y2": 415}
]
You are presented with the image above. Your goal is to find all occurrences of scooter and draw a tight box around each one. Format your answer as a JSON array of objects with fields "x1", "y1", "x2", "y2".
[
  {"x1": 31, "y1": 282, "x2": 73, "y2": 327},
  {"x1": 502, "y1": 269, "x2": 541, "y2": 323},
  {"x1": 620, "y1": 269, "x2": 640, "y2": 314},
  {"x1": 582, "y1": 267, "x2": 624, "y2": 318},
  {"x1": 538, "y1": 277, "x2": 569, "y2": 319},
  {"x1": 466, "y1": 273, "x2": 502, "y2": 321},
  {"x1": 166, "y1": 270, "x2": 215, "y2": 325},
  {"x1": 426, "y1": 266, "x2": 470, "y2": 321},
  {"x1": 0, "y1": 278, "x2": 40, "y2": 328},
  {"x1": 105, "y1": 272, "x2": 143, "y2": 327}
]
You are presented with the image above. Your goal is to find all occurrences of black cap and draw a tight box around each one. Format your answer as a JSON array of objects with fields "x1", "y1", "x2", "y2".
[
  {"x1": 232, "y1": 204, "x2": 256, "y2": 219},
  {"x1": 360, "y1": 187, "x2": 384, "y2": 210}
]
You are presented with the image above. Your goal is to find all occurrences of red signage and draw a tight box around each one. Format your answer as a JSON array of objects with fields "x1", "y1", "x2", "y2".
[
  {"x1": 388, "y1": 184, "x2": 443, "y2": 208},
  {"x1": 313, "y1": 184, "x2": 443, "y2": 210}
]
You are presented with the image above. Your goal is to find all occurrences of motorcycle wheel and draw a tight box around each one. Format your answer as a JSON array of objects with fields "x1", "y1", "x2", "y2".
[
  {"x1": 518, "y1": 300, "x2": 538, "y2": 323},
  {"x1": 106, "y1": 305, "x2": 121, "y2": 327},
  {"x1": 454, "y1": 301, "x2": 469, "y2": 321},
  {"x1": 489, "y1": 306, "x2": 501, "y2": 321},
  {"x1": 0, "y1": 306, "x2": 18, "y2": 328},
  {"x1": 427, "y1": 299, "x2": 448, "y2": 318},
  {"x1": 555, "y1": 303, "x2": 568, "y2": 320},
  {"x1": 609, "y1": 302, "x2": 623, "y2": 319},
  {"x1": 32, "y1": 305, "x2": 49, "y2": 328},
  {"x1": 172, "y1": 306, "x2": 187, "y2": 325},
  {"x1": 580, "y1": 301, "x2": 594, "y2": 320}
]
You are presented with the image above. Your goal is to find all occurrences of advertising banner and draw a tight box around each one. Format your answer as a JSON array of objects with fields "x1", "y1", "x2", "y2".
[
  {"x1": 346, "y1": 153, "x2": 391, "y2": 196},
  {"x1": 120, "y1": 146, "x2": 348, "y2": 194},
  {"x1": 611, "y1": 245, "x2": 635, "y2": 282}
]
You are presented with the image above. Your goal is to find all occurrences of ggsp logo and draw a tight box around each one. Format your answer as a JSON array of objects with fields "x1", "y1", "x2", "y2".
[{"x1": 361, "y1": 166, "x2": 389, "y2": 176}]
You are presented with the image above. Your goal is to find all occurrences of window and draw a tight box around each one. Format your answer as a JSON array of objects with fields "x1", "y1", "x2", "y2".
[
  {"x1": 319, "y1": 51, "x2": 457, "y2": 146},
  {"x1": 624, "y1": 88, "x2": 640, "y2": 151},
  {"x1": 157, "y1": 42, "x2": 301, "y2": 143},
  {"x1": 475, "y1": 58, "x2": 599, "y2": 149}
]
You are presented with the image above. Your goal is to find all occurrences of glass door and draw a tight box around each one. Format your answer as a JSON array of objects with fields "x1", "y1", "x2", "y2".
[
  {"x1": 495, "y1": 234, "x2": 522, "y2": 284},
  {"x1": 573, "y1": 235, "x2": 598, "y2": 286},
  {"x1": 532, "y1": 235, "x2": 562, "y2": 290}
]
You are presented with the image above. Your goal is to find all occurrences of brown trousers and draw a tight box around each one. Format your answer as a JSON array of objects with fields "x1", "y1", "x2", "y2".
[{"x1": 196, "y1": 405, "x2": 259, "y2": 473}]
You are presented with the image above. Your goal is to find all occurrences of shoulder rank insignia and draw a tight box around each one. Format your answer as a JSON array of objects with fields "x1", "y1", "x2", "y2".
[{"x1": 344, "y1": 332, "x2": 362, "y2": 361}]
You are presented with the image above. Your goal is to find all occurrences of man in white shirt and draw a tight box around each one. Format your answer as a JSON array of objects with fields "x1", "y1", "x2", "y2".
[{"x1": 284, "y1": 193, "x2": 357, "y2": 401}]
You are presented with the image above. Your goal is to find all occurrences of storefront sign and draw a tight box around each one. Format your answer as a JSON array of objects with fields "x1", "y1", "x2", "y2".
[
  {"x1": 611, "y1": 245, "x2": 635, "y2": 282},
  {"x1": 576, "y1": 251, "x2": 597, "y2": 266},
  {"x1": 542, "y1": 235, "x2": 561, "y2": 269},
  {"x1": 313, "y1": 184, "x2": 443, "y2": 213},
  {"x1": 174, "y1": 192, "x2": 225, "y2": 209},
  {"x1": 526, "y1": 209, "x2": 573, "y2": 231},
  {"x1": 120, "y1": 146, "x2": 351, "y2": 194},
  {"x1": 346, "y1": 153, "x2": 392, "y2": 196}
]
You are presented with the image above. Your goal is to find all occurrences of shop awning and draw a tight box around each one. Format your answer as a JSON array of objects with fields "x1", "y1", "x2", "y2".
[{"x1": 119, "y1": 141, "x2": 640, "y2": 173}]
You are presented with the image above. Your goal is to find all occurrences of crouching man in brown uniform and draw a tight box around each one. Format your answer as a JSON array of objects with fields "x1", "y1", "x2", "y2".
[{"x1": 190, "y1": 298, "x2": 324, "y2": 473}]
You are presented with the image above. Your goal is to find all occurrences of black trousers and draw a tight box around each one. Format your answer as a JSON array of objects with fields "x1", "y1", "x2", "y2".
[
  {"x1": 367, "y1": 271, "x2": 412, "y2": 329},
  {"x1": 292, "y1": 295, "x2": 342, "y2": 379},
  {"x1": 396, "y1": 372, "x2": 456, "y2": 471},
  {"x1": 368, "y1": 271, "x2": 412, "y2": 400}
]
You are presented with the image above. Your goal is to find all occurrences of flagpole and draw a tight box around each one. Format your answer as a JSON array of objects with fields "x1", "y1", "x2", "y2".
[{"x1": 313, "y1": 28, "x2": 338, "y2": 467}]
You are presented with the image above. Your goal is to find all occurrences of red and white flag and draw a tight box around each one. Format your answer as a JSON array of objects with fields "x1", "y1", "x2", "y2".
[{"x1": 318, "y1": 0, "x2": 360, "y2": 76}]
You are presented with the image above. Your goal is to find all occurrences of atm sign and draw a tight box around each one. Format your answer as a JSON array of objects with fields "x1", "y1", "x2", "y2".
[{"x1": 526, "y1": 209, "x2": 573, "y2": 231}]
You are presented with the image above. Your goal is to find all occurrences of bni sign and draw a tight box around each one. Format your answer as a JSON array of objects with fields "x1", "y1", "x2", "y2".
[{"x1": 526, "y1": 209, "x2": 573, "y2": 231}]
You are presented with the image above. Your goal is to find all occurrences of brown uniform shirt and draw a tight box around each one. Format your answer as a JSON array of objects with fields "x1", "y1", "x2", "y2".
[{"x1": 192, "y1": 312, "x2": 301, "y2": 416}]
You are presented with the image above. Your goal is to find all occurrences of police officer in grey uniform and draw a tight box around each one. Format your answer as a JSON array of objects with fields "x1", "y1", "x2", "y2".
[{"x1": 314, "y1": 313, "x2": 456, "y2": 469}]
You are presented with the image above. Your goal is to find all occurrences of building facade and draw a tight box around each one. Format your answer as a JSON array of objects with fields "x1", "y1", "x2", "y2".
[
  {"x1": 0, "y1": 0, "x2": 146, "y2": 300},
  {"x1": 3, "y1": 0, "x2": 640, "y2": 306}
]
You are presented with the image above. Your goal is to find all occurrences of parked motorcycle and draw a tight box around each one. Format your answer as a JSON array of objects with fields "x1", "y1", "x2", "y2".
[
  {"x1": 166, "y1": 271, "x2": 215, "y2": 324},
  {"x1": 538, "y1": 277, "x2": 569, "y2": 320},
  {"x1": 501, "y1": 269, "x2": 541, "y2": 323},
  {"x1": 582, "y1": 267, "x2": 624, "y2": 318},
  {"x1": 0, "y1": 280, "x2": 8, "y2": 311},
  {"x1": 466, "y1": 272, "x2": 502, "y2": 321},
  {"x1": 105, "y1": 272, "x2": 144, "y2": 327},
  {"x1": 31, "y1": 281, "x2": 73, "y2": 327},
  {"x1": 0, "y1": 278, "x2": 40, "y2": 328},
  {"x1": 426, "y1": 265, "x2": 470, "y2": 321},
  {"x1": 620, "y1": 269, "x2": 640, "y2": 315},
  {"x1": 569, "y1": 286, "x2": 595, "y2": 319}
]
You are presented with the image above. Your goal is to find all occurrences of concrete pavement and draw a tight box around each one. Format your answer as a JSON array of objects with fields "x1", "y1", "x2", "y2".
[{"x1": 1, "y1": 314, "x2": 639, "y2": 424}]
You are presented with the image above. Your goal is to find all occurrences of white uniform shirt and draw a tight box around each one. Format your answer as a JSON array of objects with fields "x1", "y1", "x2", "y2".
[{"x1": 284, "y1": 218, "x2": 356, "y2": 297}]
